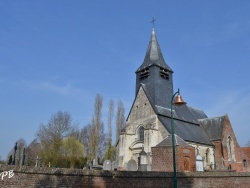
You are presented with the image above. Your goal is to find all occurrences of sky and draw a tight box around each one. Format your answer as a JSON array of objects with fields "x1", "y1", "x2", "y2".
[{"x1": 1, "y1": 1, "x2": 250, "y2": 160}]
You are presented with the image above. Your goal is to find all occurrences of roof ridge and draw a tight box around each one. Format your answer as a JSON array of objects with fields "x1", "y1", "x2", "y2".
[{"x1": 199, "y1": 115, "x2": 226, "y2": 121}]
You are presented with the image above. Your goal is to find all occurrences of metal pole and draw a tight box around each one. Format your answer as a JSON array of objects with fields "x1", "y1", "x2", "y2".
[{"x1": 171, "y1": 90, "x2": 179, "y2": 188}]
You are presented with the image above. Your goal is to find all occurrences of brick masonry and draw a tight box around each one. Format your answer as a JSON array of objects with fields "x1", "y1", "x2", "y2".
[
  {"x1": 214, "y1": 115, "x2": 250, "y2": 172},
  {"x1": 1, "y1": 165, "x2": 250, "y2": 188},
  {"x1": 152, "y1": 145, "x2": 196, "y2": 172}
]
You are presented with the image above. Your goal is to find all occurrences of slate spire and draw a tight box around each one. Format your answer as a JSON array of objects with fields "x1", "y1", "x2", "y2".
[
  {"x1": 135, "y1": 28, "x2": 174, "y2": 109},
  {"x1": 136, "y1": 28, "x2": 173, "y2": 72}
]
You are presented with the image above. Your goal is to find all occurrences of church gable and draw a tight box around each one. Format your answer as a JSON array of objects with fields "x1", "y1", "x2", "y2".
[
  {"x1": 221, "y1": 115, "x2": 243, "y2": 162},
  {"x1": 127, "y1": 86, "x2": 156, "y2": 125}
]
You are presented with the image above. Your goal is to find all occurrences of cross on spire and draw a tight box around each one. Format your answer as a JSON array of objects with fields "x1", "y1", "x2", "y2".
[{"x1": 151, "y1": 17, "x2": 156, "y2": 28}]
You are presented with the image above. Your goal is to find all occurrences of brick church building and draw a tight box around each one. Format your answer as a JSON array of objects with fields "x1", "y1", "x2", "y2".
[{"x1": 116, "y1": 27, "x2": 250, "y2": 172}]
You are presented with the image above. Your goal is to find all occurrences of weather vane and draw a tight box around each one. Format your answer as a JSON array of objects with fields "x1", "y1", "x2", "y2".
[{"x1": 151, "y1": 17, "x2": 156, "y2": 28}]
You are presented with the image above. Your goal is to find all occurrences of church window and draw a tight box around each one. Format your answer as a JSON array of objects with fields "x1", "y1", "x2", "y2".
[
  {"x1": 227, "y1": 136, "x2": 235, "y2": 161},
  {"x1": 205, "y1": 148, "x2": 210, "y2": 164},
  {"x1": 159, "y1": 68, "x2": 169, "y2": 80},
  {"x1": 138, "y1": 126, "x2": 144, "y2": 142},
  {"x1": 243, "y1": 159, "x2": 247, "y2": 168},
  {"x1": 140, "y1": 68, "x2": 149, "y2": 80}
]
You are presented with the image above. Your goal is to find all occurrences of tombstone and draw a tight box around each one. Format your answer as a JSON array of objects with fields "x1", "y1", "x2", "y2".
[
  {"x1": 93, "y1": 158, "x2": 97, "y2": 165},
  {"x1": 196, "y1": 155, "x2": 204, "y2": 171},
  {"x1": 112, "y1": 161, "x2": 118, "y2": 171},
  {"x1": 89, "y1": 163, "x2": 92, "y2": 170},
  {"x1": 35, "y1": 156, "x2": 39, "y2": 168},
  {"x1": 147, "y1": 164, "x2": 151, "y2": 171},
  {"x1": 8, "y1": 155, "x2": 13, "y2": 165},
  {"x1": 103, "y1": 160, "x2": 112, "y2": 170},
  {"x1": 126, "y1": 158, "x2": 137, "y2": 171},
  {"x1": 139, "y1": 149, "x2": 147, "y2": 171},
  {"x1": 147, "y1": 154, "x2": 151, "y2": 171},
  {"x1": 92, "y1": 158, "x2": 103, "y2": 170}
]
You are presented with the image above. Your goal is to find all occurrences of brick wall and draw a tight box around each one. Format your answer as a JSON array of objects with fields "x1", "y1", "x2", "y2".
[
  {"x1": 152, "y1": 145, "x2": 196, "y2": 172},
  {"x1": 220, "y1": 116, "x2": 249, "y2": 172},
  {"x1": 242, "y1": 147, "x2": 250, "y2": 171},
  {"x1": 1, "y1": 165, "x2": 250, "y2": 188}
]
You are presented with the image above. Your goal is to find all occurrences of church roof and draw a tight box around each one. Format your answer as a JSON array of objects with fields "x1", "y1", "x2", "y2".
[
  {"x1": 155, "y1": 105, "x2": 208, "y2": 124},
  {"x1": 138, "y1": 84, "x2": 212, "y2": 146},
  {"x1": 199, "y1": 115, "x2": 225, "y2": 141},
  {"x1": 136, "y1": 28, "x2": 173, "y2": 73},
  {"x1": 155, "y1": 134, "x2": 191, "y2": 147},
  {"x1": 158, "y1": 115, "x2": 212, "y2": 145}
]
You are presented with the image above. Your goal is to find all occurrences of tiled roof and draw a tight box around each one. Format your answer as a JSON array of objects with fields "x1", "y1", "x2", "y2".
[
  {"x1": 199, "y1": 116, "x2": 225, "y2": 141},
  {"x1": 155, "y1": 134, "x2": 191, "y2": 147}
]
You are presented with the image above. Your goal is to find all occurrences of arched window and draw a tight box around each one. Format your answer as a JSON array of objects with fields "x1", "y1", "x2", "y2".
[
  {"x1": 205, "y1": 148, "x2": 210, "y2": 164},
  {"x1": 243, "y1": 159, "x2": 247, "y2": 169},
  {"x1": 227, "y1": 136, "x2": 235, "y2": 161},
  {"x1": 138, "y1": 126, "x2": 144, "y2": 141},
  {"x1": 228, "y1": 137, "x2": 232, "y2": 158}
]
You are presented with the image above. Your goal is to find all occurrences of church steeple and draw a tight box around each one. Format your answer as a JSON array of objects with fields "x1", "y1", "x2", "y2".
[
  {"x1": 136, "y1": 28, "x2": 173, "y2": 73},
  {"x1": 135, "y1": 28, "x2": 174, "y2": 109}
]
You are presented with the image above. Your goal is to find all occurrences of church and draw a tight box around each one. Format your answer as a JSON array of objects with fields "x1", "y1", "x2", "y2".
[{"x1": 116, "y1": 27, "x2": 250, "y2": 172}]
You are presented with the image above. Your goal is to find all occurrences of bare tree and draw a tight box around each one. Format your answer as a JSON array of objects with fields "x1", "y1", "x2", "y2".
[
  {"x1": 116, "y1": 100, "x2": 125, "y2": 142},
  {"x1": 36, "y1": 111, "x2": 77, "y2": 167},
  {"x1": 26, "y1": 139, "x2": 41, "y2": 166},
  {"x1": 105, "y1": 99, "x2": 114, "y2": 160},
  {"x1": 37, "y1": 111, "x2": 74, "y2": 145},
  {"x1": 92, "y1": 93, "x2": 106, "y2": 163},
  {"x1": 108, "y1": 99, "x2": 114, "y2": 143},
  {"x1": 80, "y1": 123, "x2": 95, "y2": 163},
  {"x1": 16, "y1": 138, "x2": 27, "y2": 165}
]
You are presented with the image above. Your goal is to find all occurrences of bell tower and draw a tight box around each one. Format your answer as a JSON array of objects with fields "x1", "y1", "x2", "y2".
[{"x1": 135, "y1": 28, "x2": 174, "y2": 109}]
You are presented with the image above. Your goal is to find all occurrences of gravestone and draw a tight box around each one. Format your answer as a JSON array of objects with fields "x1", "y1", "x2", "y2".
[
  {"x1": 112, "y1": 161, "x2": 118, "y2": 171},
  {"x1": 93, "y1": 158, "x2": 97, "y2": 165},
  {"x1": 8, "y1": 155, "x2": 13, "y2": 165},
  {"x1": 126, "y1": 158, "x2": 137, "y2": 171},
  {"x1": 92, "y1": 158, "x2": 103, "y2": 170},
  {"x1": 147, "y1": 152, "x2": 151, "y2": 171},
  {"x1": 103, "y1": 160, "x2": 111, "y2": 170},
  {"x1": 139, "y1": 149, "x2": 147, "y2": 171},
  {"x1": 196, "y1": 155, "x2": 204, "y2": 171}
]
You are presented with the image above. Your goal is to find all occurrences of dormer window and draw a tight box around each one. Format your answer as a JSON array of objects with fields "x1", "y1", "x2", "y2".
[
  {"x1": 140, "y1": 68, "x2": 149, "y2": 80},
  {"x1": 159, "y1": 68, "x2": 169, "y2": 80}
]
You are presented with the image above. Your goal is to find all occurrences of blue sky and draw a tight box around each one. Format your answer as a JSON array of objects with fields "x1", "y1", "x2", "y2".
[{"x1": 1, "y1": 1, "x2": 250, "y2": 160}]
